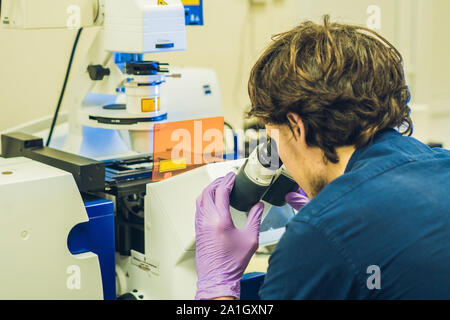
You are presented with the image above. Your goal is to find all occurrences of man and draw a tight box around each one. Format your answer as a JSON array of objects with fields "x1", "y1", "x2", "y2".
[{"x1": 194, "y1": 16, "x2": 450, "y2": 300}]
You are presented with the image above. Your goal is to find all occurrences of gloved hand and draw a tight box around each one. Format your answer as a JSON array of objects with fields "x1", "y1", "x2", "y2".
[
  {"x1": 195, "y1": 172, "x2": 265, "y2": 300},
  {"x1": 285, "y1": 188, "x2": 310, "y2": 211}
]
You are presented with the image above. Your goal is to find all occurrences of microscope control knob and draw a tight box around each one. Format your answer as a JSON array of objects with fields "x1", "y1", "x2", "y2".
[{"x1": 87, "y1": 65, "x2": 111, "y2": 81}]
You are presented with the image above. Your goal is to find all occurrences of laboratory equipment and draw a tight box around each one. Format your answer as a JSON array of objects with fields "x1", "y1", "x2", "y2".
[
  {"x1": 230, "y1": 140, "x2": 299, "y2": 212},
  {"x1": 0, "y1": 0, "x2": 283, "y2": 300}
]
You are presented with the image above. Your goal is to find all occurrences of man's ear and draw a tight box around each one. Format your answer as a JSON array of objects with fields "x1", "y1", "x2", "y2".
[{"x1": 286, "y1": 112, "x2": 305, "y2": 142}]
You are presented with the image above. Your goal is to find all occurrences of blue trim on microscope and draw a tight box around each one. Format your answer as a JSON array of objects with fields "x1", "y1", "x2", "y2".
[
  {"x1": 184, "y1": 0, "x2": 204, "y2": 25},
  {"x1": 67, "y1": 195, "x2": 116, "y2": 300}
]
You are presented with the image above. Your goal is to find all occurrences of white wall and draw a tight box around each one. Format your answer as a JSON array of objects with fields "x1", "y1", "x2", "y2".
[
  {"x1": 0, "y1": 28, "x2": 78, "y2": 130},
  {"x1": 423, "y1": 0, "x2": 450, "y2": 147}
]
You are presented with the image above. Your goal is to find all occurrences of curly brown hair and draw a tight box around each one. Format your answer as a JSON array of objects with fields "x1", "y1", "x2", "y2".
[{"x1": 247, "y1": 15, "x2": 412, "y2": 163}]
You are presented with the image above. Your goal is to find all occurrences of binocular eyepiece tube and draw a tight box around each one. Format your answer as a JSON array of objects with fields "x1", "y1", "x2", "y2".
[{"x1": 229, "y1": 140, "x2": 298, "y2": 212}]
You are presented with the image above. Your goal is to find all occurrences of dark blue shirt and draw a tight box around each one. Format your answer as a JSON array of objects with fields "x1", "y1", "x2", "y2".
[{"x1": 259, "y1": 129, "x2": 450, "y2": 299}]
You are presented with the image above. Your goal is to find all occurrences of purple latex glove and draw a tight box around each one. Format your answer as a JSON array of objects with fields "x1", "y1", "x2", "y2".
[
  {"x1": 285, "y1": 188, "x2": 310, "y2": 211},
  {"x1": 195, "y1": 172, "x2": 264, "y2": 300}
]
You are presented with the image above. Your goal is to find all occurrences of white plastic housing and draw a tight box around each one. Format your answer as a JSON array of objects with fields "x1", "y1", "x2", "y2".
[
  {"x1": 0, "y1": 157, "x2": 103, "y2": 299},
  {"x1": 143, "y1": 160, "x2": 281, "y2": 299},
  {"x1": 104, "y1": 0, "x2": 186, "y2": 53},
  {"x1": 125, "y1": 75, "x2": 165, "y2": 115}
]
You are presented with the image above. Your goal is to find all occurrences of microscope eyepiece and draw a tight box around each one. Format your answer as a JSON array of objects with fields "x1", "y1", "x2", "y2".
[
  {"x1": 229, "y1": 139, "x2": 296, "y2": 212},
  {"x1": 257, "y1": 138, "x2": 283, "y2": 170}
]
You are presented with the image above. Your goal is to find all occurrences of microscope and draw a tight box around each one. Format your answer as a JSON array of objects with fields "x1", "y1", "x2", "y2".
[{"x1": 0, "y1": 0, "x2": 294, "y2": 300}]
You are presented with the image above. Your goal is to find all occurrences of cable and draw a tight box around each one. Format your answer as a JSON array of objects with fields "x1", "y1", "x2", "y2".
[
  {"x1": 224, "y1": 121, "x2": 234, "y2": 130},
  {"x1": 46, "y1": 27, "x2": 83, "y2": 147},
  {"x1": 94, "y1": 0, "x2": 100, "y2": 23}
]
